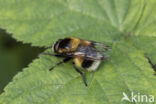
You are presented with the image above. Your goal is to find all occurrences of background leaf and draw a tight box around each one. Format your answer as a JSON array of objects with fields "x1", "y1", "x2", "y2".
[
  {"x1": 0, "y1": 0, "x2": 156, "y2": 104},
  {"x1": 0, "y1": 29, "x2": 43, "y2": 94}
]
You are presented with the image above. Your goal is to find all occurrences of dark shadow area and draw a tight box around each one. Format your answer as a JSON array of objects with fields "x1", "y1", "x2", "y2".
[
  {"x1": 0, "y1": 29, "x2": 45, "y2": 94},
  {"x1": 146, "y1": 56, "x2": 156, "y2": 75}
]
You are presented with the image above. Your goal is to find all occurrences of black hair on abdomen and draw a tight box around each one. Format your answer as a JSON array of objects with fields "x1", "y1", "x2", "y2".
[{"x1": 82, "y1": 59, "x2": 93, "y2": 68}]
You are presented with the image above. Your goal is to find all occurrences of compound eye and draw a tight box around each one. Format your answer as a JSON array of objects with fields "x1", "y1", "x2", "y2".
[
  {"x1": 59, "y1": 38, "x2": 71, "y2": 49},
  {"x1": 53, "y1": 39, "x2": 62, "y2": 53}
]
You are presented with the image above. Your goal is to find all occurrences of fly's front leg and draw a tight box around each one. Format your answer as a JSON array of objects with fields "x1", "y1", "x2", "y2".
[
  {"x1": 41, "y1": 53, "x2": 64, "y2": 57},
  {"x1": 49, "y1": 57, "x2": 71, "y2": 71}
]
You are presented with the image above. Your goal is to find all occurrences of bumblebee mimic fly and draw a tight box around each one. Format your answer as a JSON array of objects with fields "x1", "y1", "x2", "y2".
[{"x1": 44, "y1": 37, "x2": 111, "y2": 86}]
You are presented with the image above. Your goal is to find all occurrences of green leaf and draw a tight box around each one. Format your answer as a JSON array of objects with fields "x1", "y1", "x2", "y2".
[{"x1": 0, "y1": 0, "x2": 156, "y2": 104}]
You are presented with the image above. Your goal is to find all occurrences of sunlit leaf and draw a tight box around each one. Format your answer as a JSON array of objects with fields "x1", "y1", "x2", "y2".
[{"x1": 0, "y1": 0, "x2": 156, "y2": 104}]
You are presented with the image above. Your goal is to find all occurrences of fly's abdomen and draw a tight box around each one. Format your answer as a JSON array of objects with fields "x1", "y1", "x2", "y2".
[{"x1": 82, "y1": 59, "x2": 101, "y2": 71}]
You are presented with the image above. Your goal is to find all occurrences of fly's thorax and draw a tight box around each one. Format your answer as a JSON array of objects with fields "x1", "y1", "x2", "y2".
[
  {"x1": 53, "y1": 37, "x2": 81, "y2": 53},
  {"x1": 81, "y1": 40, "x2": 91, "y2": 46},
  {"x1": 53, "y1": 37, "x2": 92, "y2": 53},
  {"x1": 70, "y1": 37, "x2": 81, "y2": 51}
]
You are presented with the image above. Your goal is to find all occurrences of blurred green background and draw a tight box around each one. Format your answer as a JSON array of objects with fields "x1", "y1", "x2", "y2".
[{"x1": 0, "y1": 29, "x2": 44, "y2": 94}]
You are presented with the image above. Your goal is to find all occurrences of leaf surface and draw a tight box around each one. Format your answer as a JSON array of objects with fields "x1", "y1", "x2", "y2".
[{"x1": 0, "y1": 0, "x2": 156, "y2": 104}]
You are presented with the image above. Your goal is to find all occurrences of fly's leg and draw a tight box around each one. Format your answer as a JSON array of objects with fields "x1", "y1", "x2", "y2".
[
  {"x1": 49, "y1": 57, "x2": 71, "y2": 71},
  {"x1": 72, "y1": 62, "x2": 88, "y2": 86},
  {"x1": 41, "y1": 53, "x2": 64, "y2": 57}
]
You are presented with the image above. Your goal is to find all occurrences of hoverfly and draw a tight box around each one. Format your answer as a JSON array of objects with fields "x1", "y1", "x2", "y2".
[{"x1": 44, "y1": 37, "x2": 111, "y2": 86}]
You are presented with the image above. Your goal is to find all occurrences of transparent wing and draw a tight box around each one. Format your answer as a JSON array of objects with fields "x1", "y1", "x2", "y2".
[
  {"x1": 64, "y1": 44, "x2": 111, "y2": 60},
  {"x1": 91, "y1": 41, "x2": 112, "y2": 58},
  {"x1": 64, "y1": 52, "x2": 103, "y2": 60},
  {"x1": 90, "y1": 40, "x2": 112, "y2": 52}
]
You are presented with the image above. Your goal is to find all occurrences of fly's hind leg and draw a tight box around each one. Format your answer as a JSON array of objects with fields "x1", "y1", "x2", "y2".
[{"x1": 72, "y1": 62, "x2": 88, "y2": 86}]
